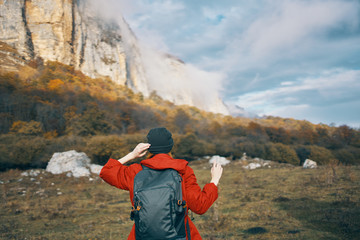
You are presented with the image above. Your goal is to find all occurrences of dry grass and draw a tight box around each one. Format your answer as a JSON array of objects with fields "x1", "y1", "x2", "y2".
[{"x1": 1, "y1": 161, "x2": 359, "y2": 240}]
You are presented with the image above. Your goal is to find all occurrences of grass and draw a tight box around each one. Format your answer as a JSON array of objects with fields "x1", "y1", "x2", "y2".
[{"x1": 1, "y1": 160, "x2": 359, "y2": 239}]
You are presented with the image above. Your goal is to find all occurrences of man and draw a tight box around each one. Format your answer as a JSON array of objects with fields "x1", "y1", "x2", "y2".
[{"x1": 100, "y1": 127, "x2": 223, "y2": 239}]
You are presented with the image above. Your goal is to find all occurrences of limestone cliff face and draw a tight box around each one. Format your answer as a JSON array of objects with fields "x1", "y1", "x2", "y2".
[
  {"x1": 0, "y1": 0, "x2": 228, "y2": 114},
  {"x1": 0, "y1": 0, "x2": 129, "y2": 85},
  {"x1": 0, "y1": 41, "x2": 28, "y2": 73}
]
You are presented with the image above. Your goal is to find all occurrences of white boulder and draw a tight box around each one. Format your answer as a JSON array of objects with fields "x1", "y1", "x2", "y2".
[
  {"x1": 303, "y1": 159, "x2": 317, "y2": 169},
  {"x1": 46, "y1": 150, "x2": 101, "y2": 178},
  {"x1": 209, "y1": 155, "x2": 231, "y2": 166},
  {"x1": 243, "y1": 162, "x2": 262, "y2": 170},
  {"x1": 90, "y1": 164, "x2": 103, "y2": 175}
]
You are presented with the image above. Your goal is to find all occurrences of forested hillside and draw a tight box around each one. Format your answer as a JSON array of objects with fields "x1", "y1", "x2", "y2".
[{"x1": 0, "y1": 61, "x2": 359, "y2": 170}]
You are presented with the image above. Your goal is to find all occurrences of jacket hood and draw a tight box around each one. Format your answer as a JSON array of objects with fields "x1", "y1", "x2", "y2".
[{"x1": 140, "y1": 154, "x2": 188, "y2": 175}]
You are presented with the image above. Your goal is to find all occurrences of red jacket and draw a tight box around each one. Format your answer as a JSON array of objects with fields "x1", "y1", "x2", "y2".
[{"x1": 99, "y1": 153, "x2": 218, "y2": 240}]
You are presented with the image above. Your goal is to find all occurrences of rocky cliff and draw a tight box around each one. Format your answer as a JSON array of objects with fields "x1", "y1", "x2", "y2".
[{"x1": 0, "y1": 0, "x2": 228, "y2": 114}]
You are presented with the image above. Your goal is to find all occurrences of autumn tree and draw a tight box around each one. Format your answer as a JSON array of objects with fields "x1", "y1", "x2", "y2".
[
  {"x1": 266, "y1": 143, "x2": 300, "y2": 165},
  {"x1": 10, "y1": 120, "x2": 44, "y2": 136},
  {"x1": 308, "y1": 145, "x2": 336, "y2": 165}
]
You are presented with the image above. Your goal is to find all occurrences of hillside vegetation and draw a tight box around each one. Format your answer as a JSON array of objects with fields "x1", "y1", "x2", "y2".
[{"x1": 0, "y1": 61, "x2": 360, "y2": 170}]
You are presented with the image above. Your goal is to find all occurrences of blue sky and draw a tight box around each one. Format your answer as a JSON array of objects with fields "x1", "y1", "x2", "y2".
[{"x1": 99, "y1": 0, "x2": 360, "y2": 128}]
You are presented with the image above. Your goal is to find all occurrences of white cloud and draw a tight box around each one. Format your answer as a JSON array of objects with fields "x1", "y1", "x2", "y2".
[
  {"x1": 234, "y1": 69, "x2": 360, "y2": 123},
  {"x1": 281, "y1": 81, "x2": 294, "y2": 86},
  {"x1": 221, "y1": 0, "x2": 360, "y2": 70}
]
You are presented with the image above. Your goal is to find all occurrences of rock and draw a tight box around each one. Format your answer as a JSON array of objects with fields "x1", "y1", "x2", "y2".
[
  {"x1": 303, "y1": 159, "x2": 317, "y2": 169},
  {"x1": 242, "y1": 157, "x2": 272, "y2": 170},
  {"x1": 21, "y1": 169, "x2": 42, "y2": 177},
  {"x1": 209, "y1": 155, "x2": 231, "y2": 166},
  {"x1": 46, "y1": 150, "x2": 99, "y2": 178},
  {"x1": 243, "y1": 163, "x2": 262, "y2": 170},
  {"x1": 89, "y1": 164, "x2": 103, "y2": 175}
]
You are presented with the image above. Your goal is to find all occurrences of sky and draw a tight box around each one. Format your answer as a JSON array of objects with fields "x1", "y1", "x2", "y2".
[{"x1": 97, "y1": 0, "x2": 360, "y2": 128}]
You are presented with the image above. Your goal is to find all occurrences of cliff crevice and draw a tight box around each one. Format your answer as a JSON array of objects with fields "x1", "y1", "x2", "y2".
[{"x1": 21, "y1": 0, "x2": 34, "y2": 59}]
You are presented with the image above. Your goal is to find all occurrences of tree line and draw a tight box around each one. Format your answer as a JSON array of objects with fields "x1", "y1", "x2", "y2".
[{"x1": 0, "y1": 61, "x2": 359, "y2": 171}]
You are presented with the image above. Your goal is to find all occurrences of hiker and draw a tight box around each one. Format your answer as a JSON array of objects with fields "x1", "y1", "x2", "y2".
[{"x1": 100, "y1": 127, "x2": 223, "y2": 240}]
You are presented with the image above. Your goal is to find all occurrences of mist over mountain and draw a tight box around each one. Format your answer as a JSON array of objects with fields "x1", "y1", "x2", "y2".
[{"x1": 0, "y1": 0, "x2": 228, "y2": 115}]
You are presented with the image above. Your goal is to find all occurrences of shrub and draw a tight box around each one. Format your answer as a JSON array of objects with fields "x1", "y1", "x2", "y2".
[
  {"x1": 0, "y1": 135, "x2": 48, "y2": 170},
  {"x1": 308, "y1": 145, "x2": 337, "y2": 165},
  {"x1": 334, "y1": 147, "x2": 360, "y2": 165},
  {"x1": 0, "y1": 135, "x2": 87, "y2": 171},
  {"x1": 266, "y1": 143, "x2": 300, "y2": 165},
  {"x1": 173, "y1": 134, "x2": 214, "y2": 160},
  {"x1": 237, "y1": 141, "x2": 267, "y2": 159},
  {"x1": 295, "y1": 145, "x2": 312, "y2": 165},
  {"x1": 85, "y1": 135, "x2": 127, "y2": 165}
]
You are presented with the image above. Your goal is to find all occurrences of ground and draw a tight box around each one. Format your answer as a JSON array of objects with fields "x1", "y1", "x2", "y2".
[{"x1": 1, "y1": 159, "x2": 359, "y2": 239}]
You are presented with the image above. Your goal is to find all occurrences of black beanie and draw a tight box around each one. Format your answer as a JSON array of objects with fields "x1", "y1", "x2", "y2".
[{"x1": 147, "y1": 127, "x2": 174, "y2": 154}]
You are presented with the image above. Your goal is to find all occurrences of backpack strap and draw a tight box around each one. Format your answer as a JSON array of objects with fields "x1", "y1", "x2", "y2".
[{"x1": 186, "y1": 219, "x2": 191, "y2": 240}]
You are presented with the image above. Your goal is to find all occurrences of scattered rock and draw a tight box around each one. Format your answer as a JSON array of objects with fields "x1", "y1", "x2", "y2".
[
  {"x1": 46, "y1": 150, "x2": 103, "y2": 178},
  {"x1": 35, "y1": 189, "x2": 45, "y2": 196},
  {"x1": 243, "y1": 163, "x2": 262, "y2": 170},
  {"x1": 21, "y1": 169, "x2": 42, "y2": 177},
  {"x1": 242, "y1": 157, "x2": 272, "y2": 170},
  {"x1": 303, "y1": 159, "x2": 317, "y2": 169},
  {"x1": 209, "y1": 155, "x2": 231, "y2": 166}
]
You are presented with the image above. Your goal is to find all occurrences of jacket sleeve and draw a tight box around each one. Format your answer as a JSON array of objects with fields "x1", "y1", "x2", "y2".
[
  {"x1": 99, "y1": 158, "x2": 141, "y2": 191},
  {"x1": 183, "y1": 166, "x2": 218, "y2": 215}
]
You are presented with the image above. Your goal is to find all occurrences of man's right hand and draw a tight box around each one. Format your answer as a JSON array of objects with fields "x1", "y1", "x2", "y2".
[{"x1": 131, "y1": 143, "x2": 151, "y2": 158}]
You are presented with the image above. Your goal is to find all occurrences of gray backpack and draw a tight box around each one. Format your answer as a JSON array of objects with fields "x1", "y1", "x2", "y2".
[{"x1": 131, "y1": 165, "x2": 190, "y2": 239}]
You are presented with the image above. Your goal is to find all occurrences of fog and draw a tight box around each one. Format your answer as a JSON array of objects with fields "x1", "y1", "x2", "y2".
[{"x1": 86, "y1": 0, "x2": 228, "y2": 114}]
